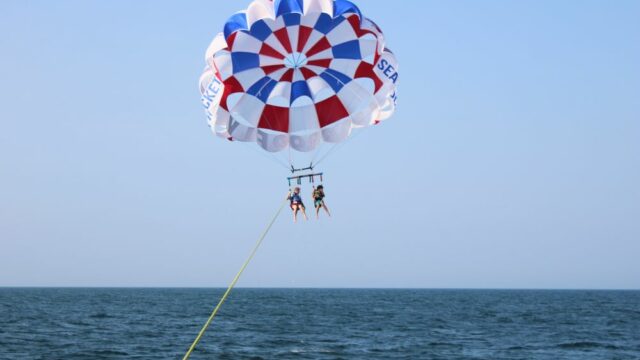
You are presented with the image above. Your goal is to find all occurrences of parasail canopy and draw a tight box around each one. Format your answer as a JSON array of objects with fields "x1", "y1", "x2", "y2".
[{"x1": 200, "y1": 0, "x2": 399, "y2": 154}]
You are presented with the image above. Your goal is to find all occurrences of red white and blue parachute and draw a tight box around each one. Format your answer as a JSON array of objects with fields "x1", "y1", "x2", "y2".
[{"x1": 200, "y1": 0, "x2": 398, "y2": 153}]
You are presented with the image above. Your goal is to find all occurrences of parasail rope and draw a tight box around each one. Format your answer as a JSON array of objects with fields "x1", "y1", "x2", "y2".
[{"x1": 182, "y1": 197, "x2": 289, "y2": 360}]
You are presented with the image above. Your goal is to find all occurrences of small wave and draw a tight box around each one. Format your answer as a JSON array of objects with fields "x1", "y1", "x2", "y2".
[
  {"x1": 497, "y1": 316, "x2": 514, "y2": 323},
  {"x1": 89, "y1": 312, "x2": 111, "y2": 319},
  {"x1": 556, "y1": 341, "x2": 620, "y2": 350},
  {"x1": 428, "y1": 342, "x2": 461, "y2": 348},
  {"x1": 66, "y1": 350, "x2": 130, "y2": 359},
  {"x1": 506, "y1": 345, "x2": 538, "y2": 351}
]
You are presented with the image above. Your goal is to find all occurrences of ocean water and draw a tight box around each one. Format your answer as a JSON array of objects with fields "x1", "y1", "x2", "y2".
[{"x1": 0, "y1": 289, "x2": 639, "y2": 359}]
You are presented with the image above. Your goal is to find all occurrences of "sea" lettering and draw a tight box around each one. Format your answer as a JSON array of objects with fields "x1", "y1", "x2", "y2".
[{"x1": 377, "y1": 59, "x2": 399, "y2": 84}]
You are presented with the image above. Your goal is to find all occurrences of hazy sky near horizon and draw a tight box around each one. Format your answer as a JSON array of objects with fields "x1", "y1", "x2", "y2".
[{"x1": 1, "y1": 0, "x2": 638, "y2": 289}]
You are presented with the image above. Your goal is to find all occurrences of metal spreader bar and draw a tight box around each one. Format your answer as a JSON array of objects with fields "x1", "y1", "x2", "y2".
[
  {"x1": 287, "y1": 172, "x2": 324, "y2": 187},
  {"x1": 290, "y1": 164, "x2": 314, "y2": 174}
]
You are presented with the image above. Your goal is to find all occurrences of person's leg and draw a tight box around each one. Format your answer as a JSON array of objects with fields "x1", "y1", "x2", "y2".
[
  {"x1": 301, "y1": 205, "x2": 309, "y2": 221},
  {"x1": 322, "y1": 202, "x2": 331, "y2": 217},
  {"x1": 293, "y1": 205, "x2": 299, "y2": 222},
  {"x1": 315, "y1": 203, "x2": 321, "y2": 219}
]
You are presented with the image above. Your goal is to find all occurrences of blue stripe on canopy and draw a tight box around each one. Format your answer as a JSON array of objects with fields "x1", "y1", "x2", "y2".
[
  {"x1": 275, "y1": 0, "x2": 304, "y2": 17},
  {"x1": 283, "y1": 13, "x2": 302, "y2": 27},
  {"x1": 314, "y1": 13, "x2": 346, "y2": 34},
  {"x1": 224, "y1": 13, "x2": 248, "y2": 40},
  {"x1": 231, "y1": 52, "x2": 260, "y2": 73},
  {"x1": 250, "y1": 19, "x2": 273, "y2": 41},
  {"x1": 332, "y1": 40, "x2": 362, "y2": 59},
  {"x1": 319, "y1": 68, "x2": 352, "y2": 93},
  {"x1": 247, "y1": 76, "x2": 278, "y2": 103},
  {"x1": 290, "y1": 80, "x2": 312, "y2": 104},
  {"x1": 333, "y1": 0, "x2": 362, "y2": 20}
]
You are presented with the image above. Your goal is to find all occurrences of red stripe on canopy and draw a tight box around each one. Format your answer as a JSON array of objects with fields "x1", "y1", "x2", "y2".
[
  {"x1": 297, "y1": 26, "x2": 313, "y2": 53},
  {"x1": 315, "y1": 96, "x2": 349, "y2": 128},
  {"x1": 274, "y1": 28, "x2": 293, "y2": 54},
  {"x1": 258, "y1": 104, "x2": 290, "y2": 133},
  {"x1": 259, "y1": 43, "x2": 285, "y2": 59}
]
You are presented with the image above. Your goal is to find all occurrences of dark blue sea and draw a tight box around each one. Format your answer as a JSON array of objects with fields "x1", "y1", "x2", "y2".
[{"x1": 1, "y1": 289, "x2": 639, "y2": 359}]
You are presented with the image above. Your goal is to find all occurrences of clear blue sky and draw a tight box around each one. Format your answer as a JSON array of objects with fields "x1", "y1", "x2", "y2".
[{"x1": 1, "y1": 0, "x2": 638, "y2": 289}]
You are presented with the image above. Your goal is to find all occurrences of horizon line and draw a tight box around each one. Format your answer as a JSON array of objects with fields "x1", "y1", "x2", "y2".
[{"x1": 1, "y1": 286, "x2": 639, "y2": 291}]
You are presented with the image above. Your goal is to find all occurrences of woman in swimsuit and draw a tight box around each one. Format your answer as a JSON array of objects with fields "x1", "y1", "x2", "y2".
[{"x1": 287, "y1": 187, "x2": 308, "y2": 222}]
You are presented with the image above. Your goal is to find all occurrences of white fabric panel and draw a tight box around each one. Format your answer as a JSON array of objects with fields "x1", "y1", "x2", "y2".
[
  {"x1": 262, "y1": 33, "x2": 288, "y2": 56},
  {"x1": 374, "y1": 77, "x2": 394, "y2": 106},
  {"x1": 321, "y1": 117, "x2": 352, "y2": 143},
  {"x1": 303, "y1": 0, "x2": 333, "y2": 16},
  {"x1": 230, "y1": 94, "x2": 265, "y2": 126},
  {"x1": 212, "y1": 51, "x2": 233, "y2": 80},
  {"x1": 287, "y1": 26, "x2": 300, "y2": 53},
  {"x1": 267, "y1": 67, "x2": 288, "y2": 80},
  {"x1": 246, "y1": 0, "x2": 275, "y2": 27},
  {"x1": 372, "y1": 51, "x2": 399, "y2": 122},
  {"x1": 292, "y1": 68, "x2": 306, "y2": 82},
  {"x1": 307, "y1": 77, "x2": 334, "y2": 102},
  {"x1": 307, "y1": 48, "x2": 333, "y2": 61},
  {"x1": 290, "y1": 132, "x2": 322, "y2": 152},
  {"x1": 199, "y1": 68, "x2": 214, "y2": 95},
  {"x1": 290, "y1": 94, "x2": 314, "y2": 108},
  {"x1": 259, "y1": 55, "x2": 284, "y2": 67},
  {"x1": 299, "y1": 11, "x2": 323, "y2": 28},
  {"x1": 233, "y1": 68, "x2": 266, "y2": 89},
  {"x1": 267, "y1": 81, "x2": 291, "y2": 107},
  {"x1": 210, "y1": 108, "x2": 231, "y2": 138},
  {"x1": 338, "y1": 79, "x2": 379, "y2": 127},
  {"x1": 326, "y1": 19, "x2": 357, "y2": 46},
  {"x1": 260, "y1": 16, "x2": 286, "y2": 34},
  {"x1": 289, "y1": 104, "x2": 320, "y2": 133},
  {"x1": 376, "y1": 96, "x2": 396, "y2": 121},
  {"x1": 361, "y1": 18, "x2": 386, "y2": 51},
  {"x1": 359, "y1": 36, "x2": 378, "y2": 64},
  {"x1": 201, "y1": 75, "x2": 225, "y2": 111},
  {"x1": 257, "y1": 129, "x2": 289, "y2": 152},
  {"x1": 375, "y1": 78, "x2": 397, "y2": 122},
  {"x1": 231, "y1": 31, "x2": 263, "y2": 53},
  {"x1": 301, "y1": 29, "x2": 325, "y2": 54},
  {"x1": 328, "y1": 59, "x2": 360, "y2": 78},
  {"x1": 228, "y1": 119, "x2": 258, "y2": 142},
  {"x1": 271, "y1": 16, "x2": 286, "y2": 31},
  {"x1": 373, "y1": 52, "x2": 399, "y2": 88},
  {"x1": 205, "y1": 33, "x2": 228, "y2": 65},
  {"x1": 225, "y1": 93, "x2": 242, "y2": 112},
  {"x1": 353, "y1": 76, "x2": 375, "y2": 94},
  {"x1": 201, "y1": 70, "x2": 232, "y2": 138},
  {"x1": 305, "y1": 65, "x2": 326, "y2": 74},
  {"x1": 373, "y1": 52, "x2": 399, "y2": 122}
]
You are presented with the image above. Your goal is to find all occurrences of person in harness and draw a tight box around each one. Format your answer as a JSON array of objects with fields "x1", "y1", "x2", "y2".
[
  {"x1": 312, "y1": 185, "x2": 331, "y2": 219},
  {"x1": 287, "y1": 187, "x2": 308, "y2": 222}
]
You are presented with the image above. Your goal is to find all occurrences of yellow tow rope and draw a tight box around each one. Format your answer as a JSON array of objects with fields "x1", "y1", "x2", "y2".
[{"x1": 182, "y1": 198, "x2": 288, "y2": 360}]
